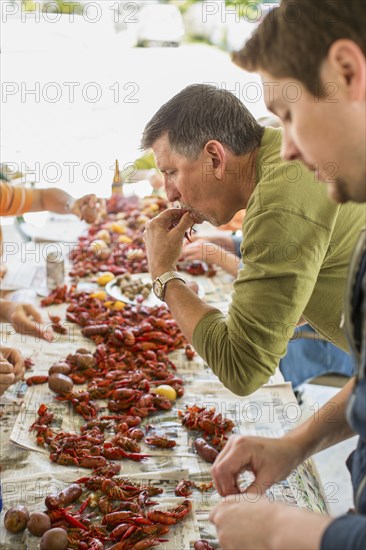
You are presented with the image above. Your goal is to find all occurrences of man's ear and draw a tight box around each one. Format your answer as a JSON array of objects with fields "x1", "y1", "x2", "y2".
[
  {"x1": 204, "y1": 141, "x2": 227, "y2": 179},
  {"x1": 327, "y1": 39, "x2": 366, "y2": 101}
]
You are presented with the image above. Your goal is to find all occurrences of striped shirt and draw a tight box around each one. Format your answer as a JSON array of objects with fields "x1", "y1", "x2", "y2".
[{"x1": 0, "y1": 181, "x2": 33, "y2": 216}]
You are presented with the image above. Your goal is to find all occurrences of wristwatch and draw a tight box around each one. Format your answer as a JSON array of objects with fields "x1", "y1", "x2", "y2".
[{"x1": 152, "y1": 271, "x2": 186, "y2": 301}]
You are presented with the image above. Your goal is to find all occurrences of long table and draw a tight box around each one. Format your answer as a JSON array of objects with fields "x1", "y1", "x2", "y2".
[{"x1": 0, "y1": 229, "x2": 329, "y2": 550}]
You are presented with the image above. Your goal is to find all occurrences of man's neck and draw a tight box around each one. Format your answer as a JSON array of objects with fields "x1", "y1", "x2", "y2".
[{"x1": 232, "y1": 147, "x2": 259, "y2": 208}]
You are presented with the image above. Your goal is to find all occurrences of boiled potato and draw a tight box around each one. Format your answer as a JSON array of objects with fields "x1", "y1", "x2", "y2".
[
  {"x1": 4, "y1": 505, "x2": 29, "y2": 533},
  {"x1": 40, "y1": 527, "x2": 68, "y2": 550},
  {"x1": 88, "y1": 239, "x2": 107, "y2": 252},
  {"x1": 95, "y1": 229, "x2": 111, "y2": 243},
  {"x1": 48, "y1": 373, "x2": 74, "y2": 394},
  {"x1": 27, "y1": 512, "x2": 51, "y2": 537},
  {"x1": 49, "y1": 363, "x2": 71, "y2": 375}
]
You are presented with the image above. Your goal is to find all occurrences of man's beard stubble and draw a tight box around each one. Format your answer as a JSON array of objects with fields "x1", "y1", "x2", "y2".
[{"x1": 331, "y1": 178, "x2": 351, "y2": 204}]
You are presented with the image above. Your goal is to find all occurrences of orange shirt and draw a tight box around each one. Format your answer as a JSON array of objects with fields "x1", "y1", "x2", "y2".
[
  {"x1": 219, "y1": 209, "x2": 246, "y2": 232},
  {"x1": 0, "y1": 181, "x2": 33, "y2": 216}
]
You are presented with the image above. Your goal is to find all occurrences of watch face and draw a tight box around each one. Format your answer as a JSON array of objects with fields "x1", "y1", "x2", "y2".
[{"x1": 153, "y1": 279, "x2": 163, "y2": 299}]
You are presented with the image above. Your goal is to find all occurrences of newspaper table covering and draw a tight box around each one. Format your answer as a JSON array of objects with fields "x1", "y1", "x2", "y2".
[{"x1": 0, "y1": 271, "x2": 329, "y2": 549}]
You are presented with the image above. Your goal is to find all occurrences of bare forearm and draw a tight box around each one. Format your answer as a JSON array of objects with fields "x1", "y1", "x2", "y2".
[
  {"x1": 285, "y1": 378, "x2": 356, "y2": 460},
  {"x1": 164, "y1": 279, "x2": 219, "y2": 342},
  {"x1": 183, "y1": 242, "x2": 239, "y2": 276},
  {"x1": 209, "y1": 235, "x2": 237, "y2": 253},
  {"x1": 216, "y1": 251, "x2": 239, "y2": 277},
  {"x1": 30, "y1": 188, "x2": 75, "y2": 214},
  {"x1": 146, "y1": 209, "x2": 235, "y2": 346},
  {"x1": 200, "y1": 245, "x2": 239, "y2": 276}
]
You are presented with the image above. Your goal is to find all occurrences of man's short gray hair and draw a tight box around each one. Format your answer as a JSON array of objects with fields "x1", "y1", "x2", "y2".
[{"x1": 141, "y1": 84, "x2": 264, "y2": 159}]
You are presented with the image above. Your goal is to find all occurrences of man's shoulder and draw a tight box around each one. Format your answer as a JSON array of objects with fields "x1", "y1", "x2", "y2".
[
  {"x1": 251, "y1": 157, "x2": 338, "y2": 226},
  {"x1": 256, "y1": 127, "x2": 326, "y2": 199}
]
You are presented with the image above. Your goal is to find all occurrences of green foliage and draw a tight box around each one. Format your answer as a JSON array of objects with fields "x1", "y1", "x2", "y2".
[
  {"x1": 225, "y1": 0, "x2": 268, "y2": 19},
  {"x1": 172, "y1": 0, "x2": 258, "y2": 11},
  {"x1": 171, "y1": 0, "x2": 268, "y2": 16},
  {"x1": 226, "y1": 0, "x2": 253, "y2": 6},
  {"x1": 53, "y1": 1, "x2": 84, "y2": 15},
  {"x1": 22, "y1": 1, "x2": 84, "y2": 15},
  {"x1": 22, "y1": 0, "x2": 37, "y2": 9},
  {"x1": 226, "y1": 0, "x2": 274, "y2": 6},
  {"x1": 171, "y1": 0, "x2": 198, "y2": 14}
]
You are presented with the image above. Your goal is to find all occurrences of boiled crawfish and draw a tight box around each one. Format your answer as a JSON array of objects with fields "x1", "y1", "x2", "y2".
[
  {"x1": 145, "y1": 436, "x2": 176, "y2": 449},
  {"x1": 147, "y1": 499, "x2": 192, "y2": 525},
  {"x1": 175, "y1": 479, "x2": 193, "y2": 497}
]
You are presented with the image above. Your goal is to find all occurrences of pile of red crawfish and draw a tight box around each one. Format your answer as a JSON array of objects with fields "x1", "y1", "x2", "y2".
[
  {"x1": 179, "y1": 405, "x2": 235, "y2": 464},
  {"x1": 26, "y1": 286, "x2": 195, "y2": 547},
  {"x1": 4, "y1": 469, "x2": 193, "y2": 550},
  {"x1": 67, "y1": 195, "x2": 212, "y2": 279},
  {"x1": 15, "y1": 195, "x2": 224, "y2": 549}
]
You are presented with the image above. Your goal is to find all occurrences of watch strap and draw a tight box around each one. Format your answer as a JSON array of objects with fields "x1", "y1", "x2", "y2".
[{"x1": 154, "y1": 271, "x2": 186, "y2": 300}]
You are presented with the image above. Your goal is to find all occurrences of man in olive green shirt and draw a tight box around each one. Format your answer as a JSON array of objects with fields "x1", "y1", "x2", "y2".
[{"x1": 142, "y1": 84, "x2": 365, "y2": 396}]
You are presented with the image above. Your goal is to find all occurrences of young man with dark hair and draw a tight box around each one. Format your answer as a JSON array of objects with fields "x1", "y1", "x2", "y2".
[{"x1": 210, "y1": 1, "x2": 366, "y2": 548}]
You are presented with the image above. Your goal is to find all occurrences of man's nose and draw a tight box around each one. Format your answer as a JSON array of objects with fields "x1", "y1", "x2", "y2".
[
  {"x1": 164, "y1": 178, "x2": 180, "y2": 203},
  {"x1": 280, "y1": 131, "x2": 300, "y2": 162}
]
